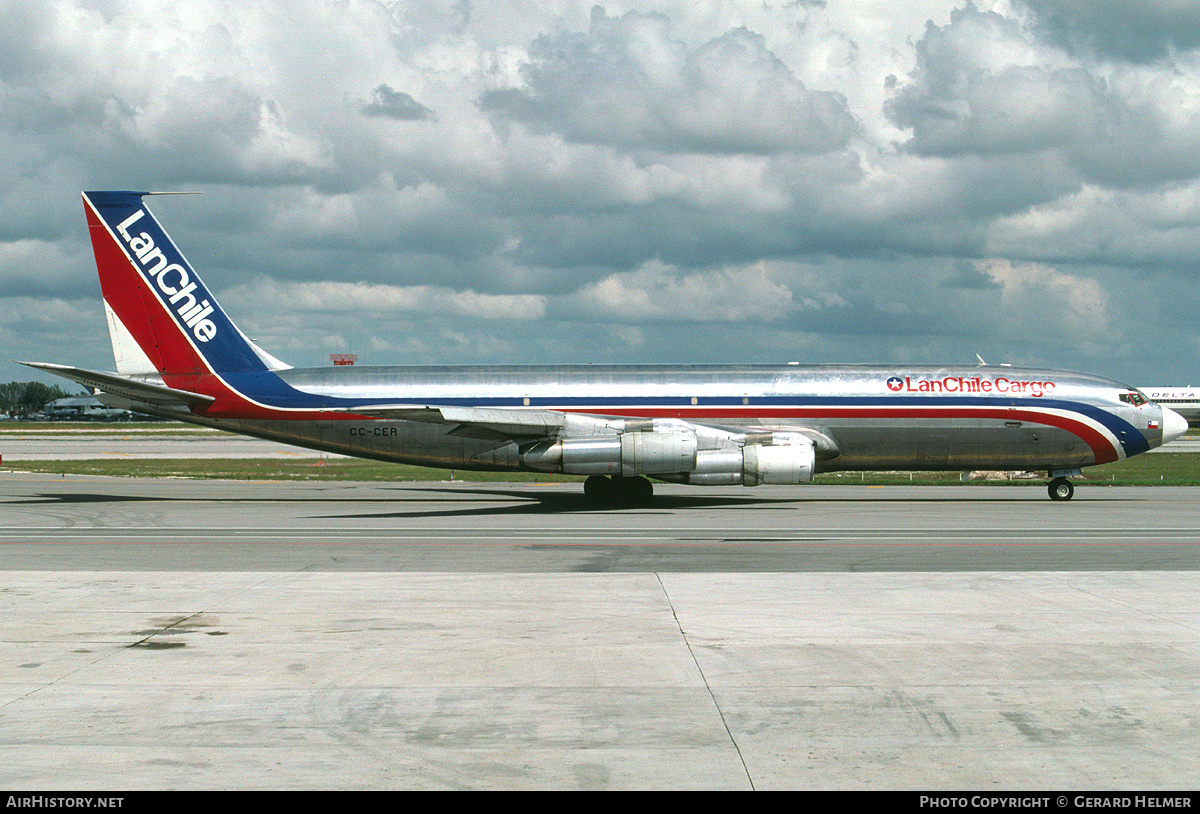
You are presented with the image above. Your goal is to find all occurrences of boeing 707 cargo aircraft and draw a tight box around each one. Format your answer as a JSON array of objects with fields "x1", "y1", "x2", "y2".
[{"x1": 22, "y1": 191, "x2": 1190, "y2": 503}]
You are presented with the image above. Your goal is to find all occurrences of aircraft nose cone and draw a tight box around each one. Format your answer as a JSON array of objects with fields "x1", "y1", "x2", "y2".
[{"x1": 1161, "y1": 406, "x2": 1189, "y2": 445}]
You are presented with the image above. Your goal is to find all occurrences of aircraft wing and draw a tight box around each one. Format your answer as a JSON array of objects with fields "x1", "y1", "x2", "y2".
[
  {"x1": 342, "y1": 404, "x2": 571, "y2": 441},
  {"x1": 18, "y1": 362, "x2": 215, "y2": 408},
  {"x1": 341, "y1": 403, "x2": 842, "y2": 458}
]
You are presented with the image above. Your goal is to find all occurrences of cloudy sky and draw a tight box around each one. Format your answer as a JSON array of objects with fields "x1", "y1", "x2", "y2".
[{"x1": 4, "y1": 0, "x2": 1200, "y2": 387}]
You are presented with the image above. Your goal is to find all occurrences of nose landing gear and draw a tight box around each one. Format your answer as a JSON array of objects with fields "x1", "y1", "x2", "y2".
[
  {"x1": 1047, "y1": 477, "x2": 1075, "y2": 501},
  {"x1": 1046, "y1": 468, "x2": 1081, "y2": 500}
]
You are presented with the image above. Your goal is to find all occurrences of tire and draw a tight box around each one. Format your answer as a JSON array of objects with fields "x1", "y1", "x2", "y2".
[
  {"x1": 625, "y1": 476, "x2": 654, "y2": 505},
  {"x1": 584, "y1": 475, "x2": 613, "y2": 502},
  {"x1": 1048, "y1": 477, "x2": 1075, "y2": 501}
]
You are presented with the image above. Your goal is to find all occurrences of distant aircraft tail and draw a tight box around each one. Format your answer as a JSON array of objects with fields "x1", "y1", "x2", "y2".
[{"x1": 82, "y1": 191, "x2": 290, "y2": 379}]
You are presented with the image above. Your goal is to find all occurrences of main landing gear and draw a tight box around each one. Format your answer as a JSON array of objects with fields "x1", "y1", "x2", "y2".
[
  {"x1": 1047, "y1": 477, "x2": 1075, "y2": 501},
  {"x1": 584, "y1": 474, "x2": 655, "y2": 506}
]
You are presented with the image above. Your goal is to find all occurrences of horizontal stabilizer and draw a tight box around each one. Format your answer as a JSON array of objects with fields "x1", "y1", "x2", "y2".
[{"x1": 18, "y1": 362, "x2": 215, "y2": 407}]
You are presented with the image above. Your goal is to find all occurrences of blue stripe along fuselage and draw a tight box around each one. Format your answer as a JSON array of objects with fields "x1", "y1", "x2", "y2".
[{"x1": 214, "y1": 368, "x2": 1149, "y2": 458}]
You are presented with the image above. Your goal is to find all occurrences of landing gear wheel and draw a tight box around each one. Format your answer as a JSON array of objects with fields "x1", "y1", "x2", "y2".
[
  {"x1": 1048, "y1": 477, "x2": 1075, "y2": 501},
  {"x1": 584, "y1": 475, "x2": 614, "y2": 502},
  {"x1": 619, "y1": 475, "x2": 654, "y2": 505}
]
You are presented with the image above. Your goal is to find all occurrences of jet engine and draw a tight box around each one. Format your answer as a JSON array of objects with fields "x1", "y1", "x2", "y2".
[
  {"x1": 521, "y1": 427, "x2": 816, "y2": 486},
  {"x1": 685, "y1": 439, "x2": 815, "y2": 485},
  {"x1": 523, "y1": 430, "x2": 699, "y2": 476}
]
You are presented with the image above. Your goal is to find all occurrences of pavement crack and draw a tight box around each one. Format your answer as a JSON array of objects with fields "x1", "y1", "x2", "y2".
[{"x1": 655, "y1": 572, "x2": 755, "y2": 791}]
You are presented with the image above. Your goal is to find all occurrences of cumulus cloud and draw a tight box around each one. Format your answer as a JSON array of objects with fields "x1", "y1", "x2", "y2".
[
  {"x1": 886, "y1": 7, "x2": 1106, "y2": 156},
  {"x1": 4, "y1": 1, "x2": 1200, "y2": 382},
  {"x1": 224, "y1": 279, "x2": 547, "y2": 321},
  {"x1": 360, "y1": 85, "x2": 435, "y2": 121},
  {"x1": 982, "y1": 257, "x2": 1117, "y2": 350},
  {"x1": 1021, "y1": 0, "x2": 1200, "y2": 64},
  {"x1": 481, "y1": 6, "x2": 857, "y2": 155},
  {"x1": 0, "y1": 295, "x2": 101, "y2": 371},
  {"x1": 944, "y1": 259, "x2": 1002, "y2": 290},
  {"x1": 0, "y1": 238, "x2": 93, "y2": 298},
  {"x1": 886, "y1": 3, "x2": 1200, "y2": 188},
  {"x1": 567, "y1": 260, "x2": 795, "y2": 323}
]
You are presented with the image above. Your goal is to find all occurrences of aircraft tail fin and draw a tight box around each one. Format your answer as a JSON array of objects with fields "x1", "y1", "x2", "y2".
[{"x1": 82, "y1": 191, "x2": 290, "y2": 377}]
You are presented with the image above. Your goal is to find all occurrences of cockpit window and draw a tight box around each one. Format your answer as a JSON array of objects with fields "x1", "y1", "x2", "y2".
[{"x1": 1119, "y1": 391, "x2": 1148, "y2": 406}]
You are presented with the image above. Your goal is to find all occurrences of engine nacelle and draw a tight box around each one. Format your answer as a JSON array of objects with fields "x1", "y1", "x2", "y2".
[
  {"x1": 742, "y1": 442, "x2": 815, "y2": 485},
  {"x1": 522, "y1": 427, "x2": 816, "y2": 486},
  {"x1": 686, "y1": 442, "x2": 815, "y2": 486},
  {"x1": 523, "y1": 431, "x2": 699, "y2": 476}
]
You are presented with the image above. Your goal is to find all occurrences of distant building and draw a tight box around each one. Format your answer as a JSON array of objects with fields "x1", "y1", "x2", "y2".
[{"x1": 44, "y1": 396, "x2": 131, "y2": 421}]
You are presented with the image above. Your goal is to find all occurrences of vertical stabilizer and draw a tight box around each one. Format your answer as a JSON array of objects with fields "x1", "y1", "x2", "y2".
[
  {"x1": 102, "y1": 299, "x2": 159, "y2": 375},
  {"x1": 82, "y1": 191, "x2": 290, "y2": 377}
]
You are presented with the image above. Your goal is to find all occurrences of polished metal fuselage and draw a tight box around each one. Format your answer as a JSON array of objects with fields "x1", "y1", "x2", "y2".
[{"x1": 149, "y1": 363, "x2": 1161, "y2": 475}]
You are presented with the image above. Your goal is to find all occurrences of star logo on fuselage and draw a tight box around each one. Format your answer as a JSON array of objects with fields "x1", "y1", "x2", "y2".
[{"x1": 886, "y1": 376, "x2": 904, "y2": 392}]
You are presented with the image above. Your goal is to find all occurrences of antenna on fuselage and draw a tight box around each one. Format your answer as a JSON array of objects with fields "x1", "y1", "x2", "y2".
[{"x1": 976, "y1": 353, "x2": 1011, "y2": 367}]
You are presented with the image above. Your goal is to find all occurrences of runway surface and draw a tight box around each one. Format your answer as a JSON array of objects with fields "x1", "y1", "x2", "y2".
[
  {"x1": 3, "y1": 474, "x2": 1200, "y2": 572},
  {"x1": 1, "y1": 473, "x2": 1198, "y2": 789},
  {"x1": 0, "y1": 427, "x2": 343, "y2": 460}
]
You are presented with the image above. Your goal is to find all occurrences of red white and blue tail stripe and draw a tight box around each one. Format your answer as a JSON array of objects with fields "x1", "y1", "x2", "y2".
[{"x1": 83, "y1": 191, "x2": 313, "y2": 416}]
